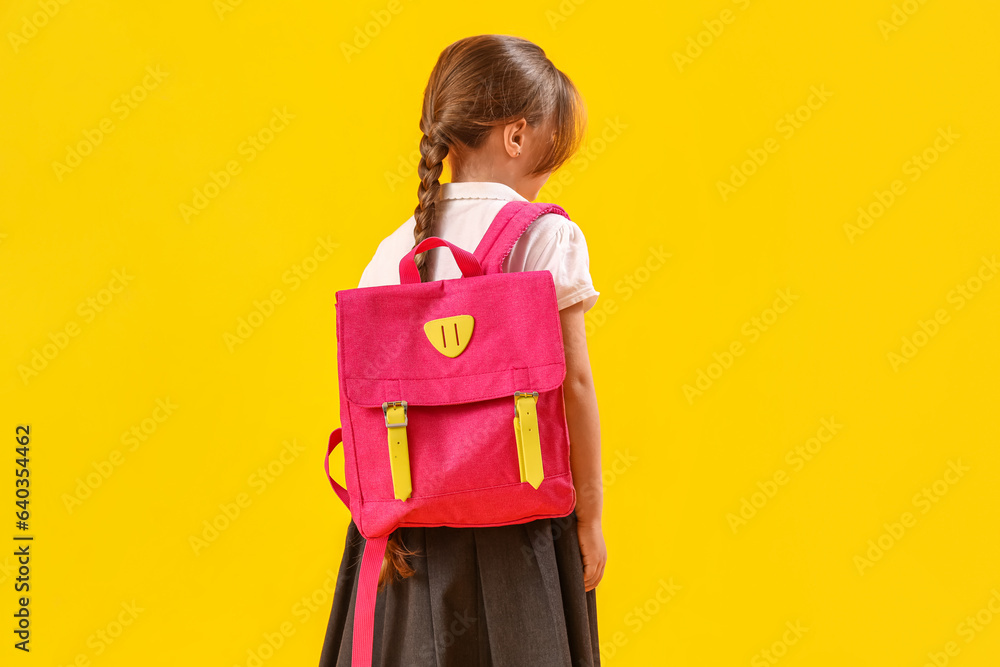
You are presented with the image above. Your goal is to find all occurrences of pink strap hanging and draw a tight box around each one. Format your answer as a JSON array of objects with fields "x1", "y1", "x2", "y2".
[
  {"x1": 352, "y1": 535, "x2": 389, "y2": 666},
  {"x1": 326, "y1": 429, "x2": 388, "y2": 667}
]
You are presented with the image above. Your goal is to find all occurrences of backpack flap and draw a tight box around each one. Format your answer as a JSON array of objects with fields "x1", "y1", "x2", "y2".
[{"x1": 337, "y1": 270, "x2": 566, "y2": 406}]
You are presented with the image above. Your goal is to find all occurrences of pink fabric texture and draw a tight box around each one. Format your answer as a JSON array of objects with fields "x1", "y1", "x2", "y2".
[{"x1": 325, "y1": 201, "x2": 578, "y2": 666}]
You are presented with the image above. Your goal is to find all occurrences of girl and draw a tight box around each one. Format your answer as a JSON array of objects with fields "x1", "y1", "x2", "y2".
[{"x1": 319, "y1": 34, "x2": 606, "y2": 667}]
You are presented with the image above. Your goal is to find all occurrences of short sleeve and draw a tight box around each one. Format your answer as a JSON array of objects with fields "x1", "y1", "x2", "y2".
[
  {"x1": 357, "y1": 250, "x2": 380, "y2": 288},
  {"x1": 523, "y1": 218, "x2": 600, "y2": 313},
  {"x1": 357, "y1": 258, "x2": 372, "y2": 289},
  {"x1": 357, "y1": 236, "x2": 394, "y2": 288}
]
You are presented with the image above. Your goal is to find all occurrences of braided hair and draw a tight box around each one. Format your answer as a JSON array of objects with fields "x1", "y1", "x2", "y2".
[{"x1": 412, "y1": 121, "x2": 449, "y2": 283}]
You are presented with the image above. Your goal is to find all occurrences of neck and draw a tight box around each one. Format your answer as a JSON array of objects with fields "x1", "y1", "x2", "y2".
[{"x1": 451, "y1": 169, "x2": 530, "y2": 201}]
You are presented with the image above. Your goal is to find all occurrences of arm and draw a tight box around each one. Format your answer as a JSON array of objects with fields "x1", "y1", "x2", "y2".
[{"x1": 560, "y1": 300, "x2": 607, "y2": 591}]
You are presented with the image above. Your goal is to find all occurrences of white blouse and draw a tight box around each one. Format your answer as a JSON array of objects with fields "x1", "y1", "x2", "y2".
[{"x1": 357, "y1": 181, "x2": 600, "y2": 313}]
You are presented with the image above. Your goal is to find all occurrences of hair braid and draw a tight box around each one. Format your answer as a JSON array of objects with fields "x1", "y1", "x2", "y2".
[
  {"x1": 376, "y1": 125, "x2": 449, "y2": 590},
  {"x1": 377, "y1": 530, "x2": 419, "y2": 591},
  {"x1": 412, "y1": 122, "x2": 449, "y2": 284}
]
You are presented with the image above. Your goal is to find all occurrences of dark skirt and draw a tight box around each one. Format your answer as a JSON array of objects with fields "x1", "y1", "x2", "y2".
[{"x1": 318, "y1": 510, "x2": 600, "y2": 667}]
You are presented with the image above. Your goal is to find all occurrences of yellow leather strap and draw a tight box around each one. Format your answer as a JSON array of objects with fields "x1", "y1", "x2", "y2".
[
  {"x1": 513, "y1": 413, "x2": 526, "y2": 483},
  {"x1": 384, "y1": 403, "x2": 411, "y2": 501},
  {"x1": 515, "y1": 394, "x2": 544, "y2": 489}
]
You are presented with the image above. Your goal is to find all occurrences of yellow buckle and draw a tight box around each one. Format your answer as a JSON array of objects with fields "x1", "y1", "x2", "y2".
[
  {"x1": 382, "y1": 401, "x2": 412, "y2": 500},
  {"x1": 513, "y1": 391, "x2": 544, "y2": 489},
  {"x1": 382, "y1": 400, "x2": 408, "y2": 427}
]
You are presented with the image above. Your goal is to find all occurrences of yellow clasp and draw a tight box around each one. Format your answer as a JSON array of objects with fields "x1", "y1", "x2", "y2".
[
  {"x1": 513, "y1": 391, "x2": 544, "y2": 489},
  {"x1": 382, "y1": 401, "x2": 411, "y2": 501}
]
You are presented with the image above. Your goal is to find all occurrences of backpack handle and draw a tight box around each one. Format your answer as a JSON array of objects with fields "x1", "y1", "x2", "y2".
[{"x1": 399, "y1": 237, "x2": 484, "y2": 284}]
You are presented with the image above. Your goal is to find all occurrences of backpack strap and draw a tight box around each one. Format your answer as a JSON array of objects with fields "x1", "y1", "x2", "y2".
[
  {"x1": 351, "y1": 533, "x2": 389, "y2": 667},
  {"x1": 473, "y1": 201, "x2": 570, "y2": 274},
  {"x1": 327, "y1": 428, "x2": 391, "y2": 667},
  {"x1": 324, "y1": 429, "x2": 350, "y2": 509}
]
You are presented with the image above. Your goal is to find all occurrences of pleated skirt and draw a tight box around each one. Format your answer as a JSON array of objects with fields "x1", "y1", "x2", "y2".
[{"x1": 318, "y1": 510, "x2": 600, "y2": 667}]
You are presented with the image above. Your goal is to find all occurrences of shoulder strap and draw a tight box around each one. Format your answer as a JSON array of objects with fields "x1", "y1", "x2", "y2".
[
  {"x1": 326, "y1": 428, "x2": 388, "y2": 666},
  {"x1": 351, "y1": 534, "x2": 389, "y2": 667},
  {"x1": 473, "y1": 201, "x2": 570, "y2": 274}
]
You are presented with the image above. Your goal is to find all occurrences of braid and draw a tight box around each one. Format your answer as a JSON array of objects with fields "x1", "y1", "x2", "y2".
[
  {"x1": 378, "y1": 531, "x2": 418, "y2": 591},
  {"x1": 413, "y1": 123, "x2": 449, "y2": 283},
  {"x1": 378, "y1": 125, "x2": 449, "y2": 589}
]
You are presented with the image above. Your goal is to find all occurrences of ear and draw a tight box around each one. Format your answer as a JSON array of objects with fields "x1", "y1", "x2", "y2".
[{"x1": 503, "y1": 118, "x2": 528, "y2": 158}]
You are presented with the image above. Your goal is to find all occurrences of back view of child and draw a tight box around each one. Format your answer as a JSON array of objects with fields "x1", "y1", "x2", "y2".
[{"x1": 319, "y1": 34, "x2": 607, "y2": 667}]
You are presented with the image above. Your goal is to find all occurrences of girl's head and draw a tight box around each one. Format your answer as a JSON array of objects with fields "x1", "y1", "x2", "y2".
[{"x1": 411, "y1": 34, "x2": 586, "y2": 283}]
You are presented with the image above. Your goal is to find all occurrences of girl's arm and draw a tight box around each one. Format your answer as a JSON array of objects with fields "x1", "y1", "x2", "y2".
[{"x1": 560, "y1": 300, "x2": 607, "y2": 591}]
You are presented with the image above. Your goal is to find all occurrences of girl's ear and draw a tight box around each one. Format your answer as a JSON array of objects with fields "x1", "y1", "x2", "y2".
[{"x1": 503, "y1": 118, "x2": 528, "y2": 158}]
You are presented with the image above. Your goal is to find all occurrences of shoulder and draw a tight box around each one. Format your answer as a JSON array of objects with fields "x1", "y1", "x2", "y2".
[
  {"x1": 381, "y1": 215, "x2": 418, "y2": 256},
  {"x1": 518, "y1": 210, "x2": 591, "y2": 259},
  {"x1": 506, "y1": 207, "x2": 593, "y2": 274},
  {"x1": 358, "y1": 216, "x2": 416, "y2": 288},
  {"x1": 527, "y1": 211, "x2": 576, "y2": 239},
  {"x1": 509, "y1": 207, "x2": 599, "y2": 311}
]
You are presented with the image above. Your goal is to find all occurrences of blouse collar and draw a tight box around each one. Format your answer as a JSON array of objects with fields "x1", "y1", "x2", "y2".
[{"x1": 438, "y1": 181, "x2": 528, "y2": 203}]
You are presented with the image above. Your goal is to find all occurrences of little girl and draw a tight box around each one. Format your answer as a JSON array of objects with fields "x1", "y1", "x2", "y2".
[{"x1": 319, "y1": 34, "x2": 606, "y2": 666}]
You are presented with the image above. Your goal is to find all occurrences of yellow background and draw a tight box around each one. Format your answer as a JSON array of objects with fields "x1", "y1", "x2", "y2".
[{"x1": 2, "y1": 0, "x2": 999, "y2": 665}]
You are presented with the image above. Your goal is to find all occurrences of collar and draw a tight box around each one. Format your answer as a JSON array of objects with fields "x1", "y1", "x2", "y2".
[{"x1": 438, "y1": 181, "x2": 528, "y2": 202}]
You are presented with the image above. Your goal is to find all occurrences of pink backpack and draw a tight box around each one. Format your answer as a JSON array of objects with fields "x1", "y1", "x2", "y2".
[{"x1": 324, "y1": 200, "x2": 578, "y2": 666}]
